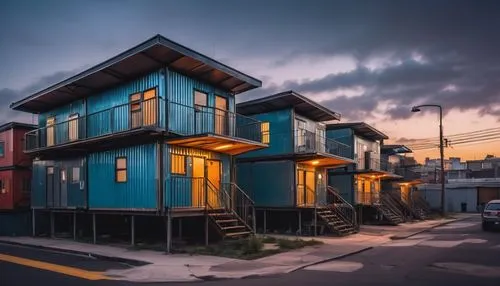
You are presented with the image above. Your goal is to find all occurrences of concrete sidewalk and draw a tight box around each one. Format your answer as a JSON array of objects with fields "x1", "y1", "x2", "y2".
[{"x1": 0, "y1": 214, "x2": 472, "y2": 282}]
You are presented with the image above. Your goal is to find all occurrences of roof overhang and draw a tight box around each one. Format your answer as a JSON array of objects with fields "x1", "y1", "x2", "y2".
[
  {"x1": 356, "y1": 171, "x2": 402, "y2": 180},
  {"x1": 326, "y1": 122, "x2": 389, "y2": 141},
  {"x1": 237, "y1": 90, "x2": 341, "y2": 122},
  {"x1": 166, "y1": 134, "x2": 268, "y2": 155},
  {"x1": 296, "y1": 152, "x2": 354, "y2": 167},
  {"x1": 11, "y1": 34, "x2": 262, "y2": 114},
  {"x1": 381, "y1": 144, "x2": 413, "y2": 155},
  {"x1": 0, "y1": 122, "x2": 37, "y2": 133}
]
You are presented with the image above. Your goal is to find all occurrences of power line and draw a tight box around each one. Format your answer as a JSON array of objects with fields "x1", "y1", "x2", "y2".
[{"x1": 401, "y1": 127, "x2": 500, "y2": 146}]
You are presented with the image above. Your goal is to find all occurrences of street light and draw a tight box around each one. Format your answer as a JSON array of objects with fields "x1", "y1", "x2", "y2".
[{"x1": 411, "y1": 104, "x2": 445, "y2": 216}]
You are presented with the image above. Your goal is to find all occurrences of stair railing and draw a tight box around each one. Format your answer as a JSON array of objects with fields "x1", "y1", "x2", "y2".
[
  {"x1": 217, "y1": 181, "x2": 256, "y2": 234},
  {"x1": 326, "y1": 186, "x2": 358, "y2": 229},
  {"x1": 411, "y1": 191, "x2": 431, "y2": 214},
  {"x1": 380, "y1": 192, "x2": 405, "y2": 218}
]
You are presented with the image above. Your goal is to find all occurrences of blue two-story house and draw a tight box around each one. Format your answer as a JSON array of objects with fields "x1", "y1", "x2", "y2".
[
  {"x1": 10, "y1": 35, "x2": 267, "y2": 250},
  {"x1": 236, "y1": 91, "x2": 357, "y2": 236},
  {"x1": 327, "y1": 122, "x2": 405, "y2": 225}
]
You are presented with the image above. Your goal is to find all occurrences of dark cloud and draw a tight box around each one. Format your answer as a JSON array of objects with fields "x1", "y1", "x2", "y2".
[{"x1": 2, "y1": 0, "x2": 500, "y2": 123}]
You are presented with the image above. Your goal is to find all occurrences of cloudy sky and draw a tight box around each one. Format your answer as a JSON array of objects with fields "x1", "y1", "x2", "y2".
[{"x1": 1, "y1": 0, "x2": 499, "y2": 162}]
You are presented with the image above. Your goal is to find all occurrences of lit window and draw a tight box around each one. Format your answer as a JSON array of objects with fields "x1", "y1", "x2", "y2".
[
  {"x1": 116, "y1": 157, "x2": 127, "y2": 183},
  {"x1": 61, "y1": 170, "x2": 66, "y2": 182},
  {"x1": 0, "y1": 142, "x2": 4, "y2": 157},
  {"x1": 143, "y1": 88, "x2": 157, "y2": 126},
  {"x1": 68, "y1": 114, "x2": 79, "y2": 141},
  {"x1": 130, "y1": 93, "x2": 142, "y2": 128},
  {"x1": 72, "y1": 167, "x2": 80, "y2": 183},
  {"x1": 0, "y1": 180, "x2": 5, "y2": 194},
  {"x1": 261, "y1": 122, "x2": 270, "y2": 144},
  {"x1": 171, "y1": 154, "x2": 186, "y2": 175},
  {"x1": 194, "y1": 90, "x2": 207, "y2": 107}
]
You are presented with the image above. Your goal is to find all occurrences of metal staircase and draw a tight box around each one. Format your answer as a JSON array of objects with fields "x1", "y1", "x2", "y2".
[
  {"x1": 206, "y1": 180, "x2": 256, "y2": 239},
  {"x1": 386, "y1": 190, "x2": 422, "y2": 220},
  {"x1": 410, "y1": 192, "x2": 431, "y2": 220},
  {"x1": 375, "y1": 193, "x2": 405, "y2": 225},
  {"x1": 316, "y1": 187, "x2": 358, "y2": 236}
]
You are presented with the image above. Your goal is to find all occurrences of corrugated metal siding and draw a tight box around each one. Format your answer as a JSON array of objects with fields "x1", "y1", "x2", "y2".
[
  {"x1": 32, "y1": 160, "x2": 53, "y2": 208},
  {"x1": 236, "y1": 160, "x2": 294, "y2": 207},
  {"x1": 12, "y1": 169, "x2": 31, "y2": 209},
  {"x1": 164, "y1": 145, "x2": 231, "y2": 207},
  {"x1": 31, "y1": 159, "x2": 86, "y2": 209},
  {"x1": 328, "y1": 173, "x2": 354, "y2": 204},
  {"x1": 87, "y1": 70, "x2": 165, "y2": 137},
  {"x1": 326, "y1": 128, "x2": 354, "y2": 159},
  {"x1": 419, "y1": 187, "x2": 478, "y2": 212},
  {"x1": 0, "y1": 129, "x2": 13, "y2": 167},
  {"x1": 39, "y1": 99, "x2": 85, "y2": 145},
  {"x1": 88, "y1": 144, "x2": 158, "y2": 209},
  {"x1": 238, "y1": 109, "x2": 293, "y2": 158},
  {"x1": 13, "y1": 128, "x2": 32, "y2": 166},
  {"x1": 167, "y1": 70, "x2": 234, "y2": 135}
]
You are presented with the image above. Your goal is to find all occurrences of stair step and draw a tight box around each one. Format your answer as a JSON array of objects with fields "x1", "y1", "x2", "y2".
[
  {"x1": 209, "y1": 212, "x2": 233, "y2": 217},
  {"x1": 221, "y1": 225, "x2": 246, "y2": 230},
  {"x1": 224, "y1": 231, "x2": 252, "y2": 237},
  {"x1": 216, "y1": 219, "x2": 238, "y2": 224}
]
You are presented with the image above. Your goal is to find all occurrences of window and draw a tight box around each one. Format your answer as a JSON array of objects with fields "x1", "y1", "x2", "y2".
[
  {"x1": 130, "y1": 93, "x2": 142, "y2": 128},
  {"x1": 0, "y1": 180, "x2": 5, "y2": 194},
  {"x1": 72, "y1": 167, "x2": 80, "y2": 183},
  {"x1": 171, "y1": 154, "x2": 186, "y2": 175},
  {"x1": 0, "y1": 142, "x2": 4, "y2": 157},
  {"x1": 68, "y1": 114, "x2": 79, "y2": 141},
  {"x1": 194, "y1": 90, "x2": 207, "y2": 107},
  {"x1": 261, "y1": 122, "x2": 270, "y2": 144},
  {"x1": 116, "y1": 157, "x2": 127, "y2": 183}
]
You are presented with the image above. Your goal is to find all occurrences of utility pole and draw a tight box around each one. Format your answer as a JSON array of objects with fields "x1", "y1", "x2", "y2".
[{"x1": 411, "y1": 104, "x2": 446, "y2": 216}]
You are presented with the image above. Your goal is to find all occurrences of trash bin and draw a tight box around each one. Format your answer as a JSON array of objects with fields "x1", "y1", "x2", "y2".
[{"x1": 461, "y1": 202, "x2": 467, "y2": 212}]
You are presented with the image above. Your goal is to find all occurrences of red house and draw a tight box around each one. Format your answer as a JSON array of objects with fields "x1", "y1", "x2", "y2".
[{"x1": 0, "y1": 122, "x2": 36, "y2": 210}]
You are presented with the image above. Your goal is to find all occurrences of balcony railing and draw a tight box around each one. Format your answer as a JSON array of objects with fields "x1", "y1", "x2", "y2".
[
  {"x1": 25, "y1": 97, "x2": 164, "y2": 152},
  {"x1": 355, "y1": 157, "x2": 397, "y2": 172},
  {"x1": 24, "y1": 98, "x2": 265, "y2": 152},
  {"x1": 295, "y1": 130, "x2": 351, "y2": 159},
  {"x1": 167, "y1": 101, "x2": 264, "y2": 143}
]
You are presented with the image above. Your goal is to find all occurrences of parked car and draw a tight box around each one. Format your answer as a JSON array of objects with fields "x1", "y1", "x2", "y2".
[{"x1": 481, "y1": 199, "x2": 500, "y2": 231}]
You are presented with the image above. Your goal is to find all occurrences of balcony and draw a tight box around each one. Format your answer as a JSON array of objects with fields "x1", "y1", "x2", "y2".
[
  {"x1": 294, "y1": 130, "x2": 353, "y2": 166},
  {"x1": 25, "y1": 97, "x2": 165, "y2": 154},
  {"x1": 354, "y1": 157, "x2": 403, "y2": 179},
  {"x1": 165, "y1": 101, "x2": 268, "y2": 155}
]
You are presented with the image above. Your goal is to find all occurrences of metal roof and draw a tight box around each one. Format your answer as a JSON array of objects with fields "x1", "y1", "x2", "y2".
[
  {"x1": 236, "y1": 90, "x2": 341, "y2": 122},
  {"x1": 326, "y1": 122, "x2": 389, "y2": 140},
  {"x1": 381, "y1": 144, "x2": 413, "y2": 154},
  {"x1": 0, "y1": 122, "x2": 37, "y2": 133},
  {"x1": 10, "y1": 34, "x2": 262, "y2": 113}
]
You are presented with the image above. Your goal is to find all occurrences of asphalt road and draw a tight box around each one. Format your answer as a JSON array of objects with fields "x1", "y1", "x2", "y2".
[{"x1": 0, "y1": 216, "x2": 499, "y2": 286}]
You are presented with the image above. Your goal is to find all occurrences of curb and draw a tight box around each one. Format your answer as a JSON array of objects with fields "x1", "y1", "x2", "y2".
[
  {"x1": 287, "y1": 246, "x2": 374, "y2": 273},
  {"x1": 0, "y1": 239, "x2": 149, "y2": 266},
  {"x1": 389, "y1": 217, "x2": 467, "y2": 240}
]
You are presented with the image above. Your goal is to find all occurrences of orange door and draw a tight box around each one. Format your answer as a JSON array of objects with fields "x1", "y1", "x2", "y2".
[
  {"x1": 46, "y1": 117, "x2": 56, "y2": 146},
  {"x1": 207, "y1": 160, "x2": 221, "y2": 208},
  {"x1": 297, "y1": 169, "x2": 305, "y2": 206},
  {"x1": 191, "y1": 157, "x2": 205, "y2": 207},
  {"x1": 143, "y1": 89, "x2": 157, "y2": 126},
  {"x1": 305, "y1": 171, "x2": 315, "y2": 206},
  {"x1": 215, "y1": 96, "x2": 227, "y2": 135}
]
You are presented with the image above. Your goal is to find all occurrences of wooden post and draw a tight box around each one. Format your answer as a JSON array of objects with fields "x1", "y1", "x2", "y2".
[
  {"x1": 131, "y1": 215, "x2": 135, "y2": 246},
  {"x1": 166, "y1": 213, "x2": 172, "y2": 253},
  {"x1": 263, "y1": 210, "x2": 267, "y2": 234},
  {"x1": 73, "y1": 212, "x2": 76, "y2": 240},
  {"x1": 31, "y1": 209, "x2": 36, "y2": 237},
  {"x1": 298, "y1": 210, "x2": 302, "y2": 235},
  {"x1": 50, "y1": 211, "x2": 55, "y2": 238},
  {"x1": 205, "y1": 214, "x2": 209, "y2": 246},
  {"x1": 178, "y1": 218, "x2": 182, "y2": 239},
  {"x1": 92, "y1": 213, "x2": 96, "y2": 244}
]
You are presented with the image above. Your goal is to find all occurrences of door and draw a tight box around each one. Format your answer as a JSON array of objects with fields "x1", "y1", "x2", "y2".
[
  {"x1": 143, "y1": 88, "x2": 157, "y2": 126},
  {"x1": 295, "y1": 119, "x2": 306, "y2": 151},
  {"x1": 305, "y1": 171, "x2": 315, "y2": 206},
  {"x1": 297, "y1": 169, "x2": 305, "y2": 206},
  {"x1": 191, "y1": 157, "x2": 205, "y2": 207},
  {"x1": 215, "y1": 96, "x2": 228, "y2": 135},
  {"x1": 316, "y1": 127, "x2": 326, "y2": 153},
  {"x1": 46, "y1": 117, "x2": 56, "y2": 147},
  {"x1": 46, "y1": 167, "x2": 55, "y2": 207},
  {"x1": 207, "y1": 160, "x2": 221, "y2": 208},
  {"x1": 68, "y1": 114, "x2": 79, "y2": 141}
]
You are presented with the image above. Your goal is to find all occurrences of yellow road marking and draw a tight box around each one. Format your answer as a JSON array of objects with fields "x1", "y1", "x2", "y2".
[{"x1": 0, "y1": 253, "x2": 108, "y2": 280}]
